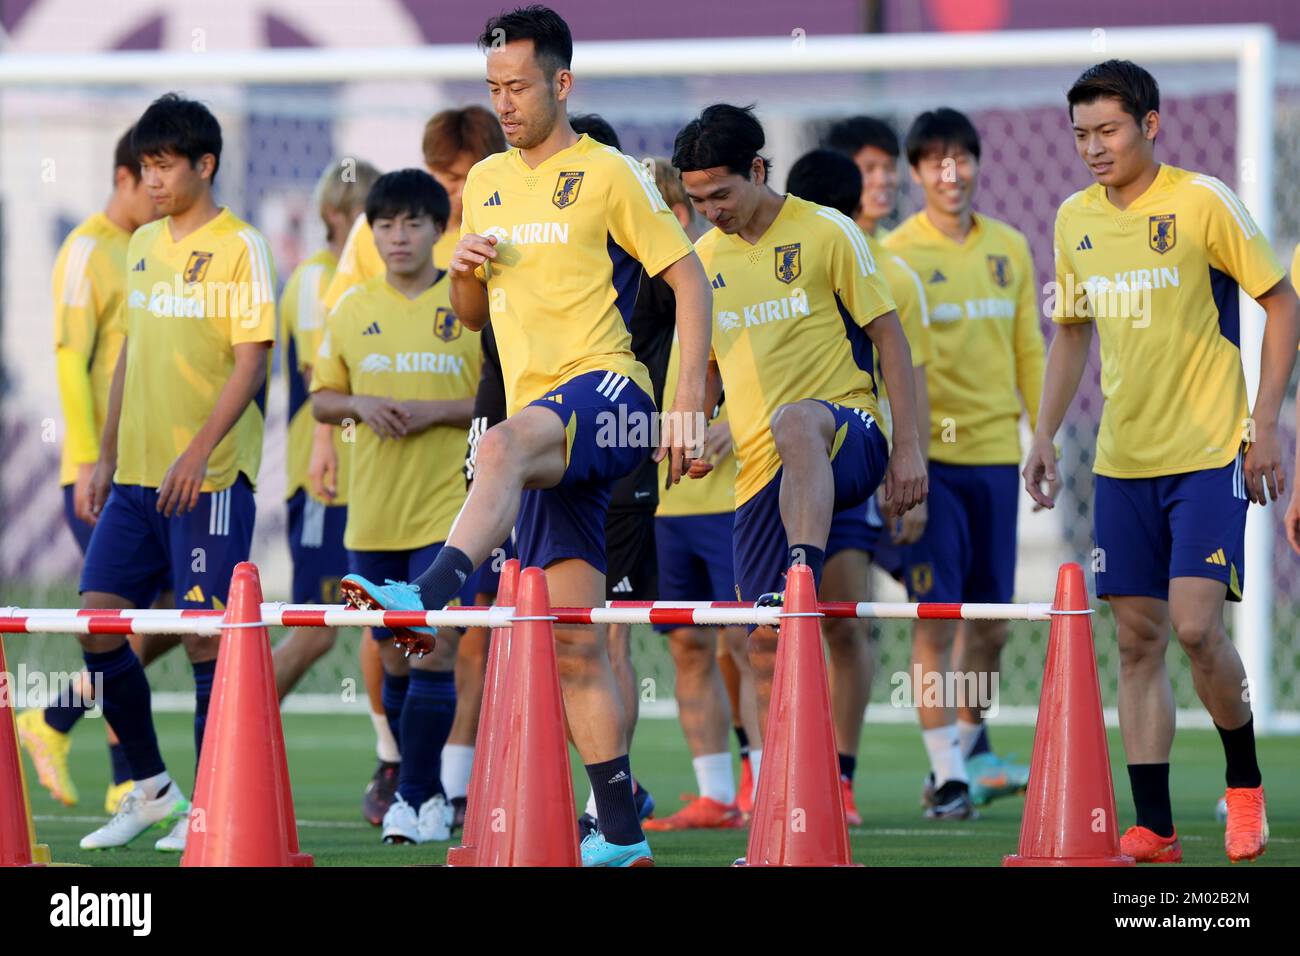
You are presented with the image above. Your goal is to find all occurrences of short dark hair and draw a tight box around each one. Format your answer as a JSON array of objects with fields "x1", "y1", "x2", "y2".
[
  {"x1": 672, "y1": 104, "x2": 771, "y2": 179},
  {"x1": 570, "y1": 113, "x2": 621, "y2": 151},
  {"x1": 1067, "y1": 59, "x2": 1160, "y2": 126},
  {"x1": 479, "y1": 5, "x2": 572, "y2": 78},
  {"x1": 786, "y1": 149, "x2": 862, "y2": 218},
  {"x1": 132, "y1": 93, "x2": 223, "y2": 183},
  {"x1": 422, "y1": 105, "x2": 506, "y2": 169},
  {"x1": 365, "y1": 169, "x2": 450, "y2": 231},
  {"x1": 904, "y1": 107, "x2": 980, "y2": 167},
  {"x1": 825, "y1": 116, "x2": 899, "y2": 160},
  {"x1": 114, "y1": 125, "x2": 140, "y2": 185}
]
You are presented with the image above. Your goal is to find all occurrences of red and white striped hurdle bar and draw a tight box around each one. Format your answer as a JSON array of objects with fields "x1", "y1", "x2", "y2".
[{"x1": 0, "y1": 599, "x2": 1073, "y2": 635}]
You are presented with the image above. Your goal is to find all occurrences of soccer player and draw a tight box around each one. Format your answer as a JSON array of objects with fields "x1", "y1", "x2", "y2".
[
  {"x1": 1025, "y1": 60, "x2": 1299, "y2": 863},
  {"x1": 883, "y1": 108, "x2": 1044, "y2": 819},
  {"x1": 674, "y1": 105, "x2": 927, "y2": 767},
  {"x1": 18, "y1": 125, "x2": 162, "y2": 815},
  {"x1": 314, "y1": 169, "x2": 483, "y2": 844},
  {"x1": 76, "y1": 94, "x2": 277, "y2": 852},
  {"x1": 273, "y1": 158, "x2": 379, "y2": 705},
  {"x1": 341, "y1": 5, "x2": 712, "y2": 867},
  {"x1": 785, "y1": 146, "x2": 932, "y2": 824}
]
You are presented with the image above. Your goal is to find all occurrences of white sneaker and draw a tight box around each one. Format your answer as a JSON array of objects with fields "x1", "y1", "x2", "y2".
[
  {"x1": 154, "y1": 815, "x2": 189, "y2": 852},
  {"x1": 79, "y1": 786, "x2": 189, "y2": 850},
  {"x1": 382, "y1": 794, "x2": 420, "y2": 844},
  {"x1": 417, "y1": 794, "x2": 453, "y2": 843}
]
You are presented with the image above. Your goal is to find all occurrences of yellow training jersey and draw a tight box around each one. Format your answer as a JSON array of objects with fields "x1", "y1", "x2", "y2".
[
  {"x1": 697, "y1": 194, "x2": 896, "y2": 507},
  {"x1": 116, "y1": 208, "x2": 276, "y2": 491},
  {"x1": 1053, "y1": 164, "x2": 1285, "y2": 478},
  {"x1": 1291, "y1": 242, "x2": 1299, "y2": 304},
  {"x1": 884, "y1": 211, "x2": 1044, "y2": 466},
  {"x1": 461, "y1": 134, "x2": 694, "y2": 415},
  {"x1": 311, "y1": 275, "x2": 482, "y2": 551},
  {"x1": 321, "y1": 214, "x2": 459, "y2": 313},
  {"x1": 280, "y1": 248, "x2": 348, "y2": 503},
  {"x1": 52, "y1": 212, "x2": 131, "y2": 485},
  {"x1": 657, "y1": 336, "x2": 736, "y2": 517}
]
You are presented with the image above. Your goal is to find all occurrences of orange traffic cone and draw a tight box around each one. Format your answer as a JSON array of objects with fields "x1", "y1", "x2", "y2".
[
  {"x1": 470, "y1": 566, "x2": 579, "y2": 866},
  {"x1": 182, "y1": 562, "x2": 312, "y2": 867},
  {"x1": 740, "y1": 563, "x2": 857, "y2": 867},
  {"x1": 1005, "y1": 563, "x2": 1132, "y2": 867},
  {"x1": 0, "y1": 637, "x2": 50, "y2": 866},
  {"x1": 448, "y1": 558, "x2": 520, "y2": 867}
]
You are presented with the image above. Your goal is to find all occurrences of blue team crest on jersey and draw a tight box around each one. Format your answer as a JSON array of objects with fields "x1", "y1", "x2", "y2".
[
  {"x1": 1149, "y1": 214, "x2": 1176, "y2": 254},
  {"x1": 433, "y1": 307, "x2": 461, "y2": 342},
  {"x1": 986, "y1": 254, "x2": 1011, "y2": 288},
  {"x1": 775, "y1": 243, "x2": 801, "y2": 284},
  {"x1": 184, "y1": 251, "x2": 213, "y2": 284},
  {"x1": 553, "y1": 170, "x2": 584, "y2": 208}
]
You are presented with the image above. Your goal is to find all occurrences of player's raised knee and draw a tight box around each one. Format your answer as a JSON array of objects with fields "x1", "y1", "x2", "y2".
[{"x1": 770, "y1": 401, "x2": 829, "y2": 454}]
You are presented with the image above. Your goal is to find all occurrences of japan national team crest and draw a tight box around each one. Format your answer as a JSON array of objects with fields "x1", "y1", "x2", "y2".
[
  {"x1": 552, "y1": 170, "x2": 584, "y2": 208},
  {"x1": 986, "y1": 254, "x2": 1011, "y2": 288},
  {"x1": 774, "y1": 243, "x2": 801, "y2": 284},
  {"x1": 184, "y1": 251, "x2": 213, "y2": 284},
  {"x1": 433, "y1": 307, "x2": 461, "y2": 342},
  {"x1": 1149, "y1": 214, "x2": 1176, "y2": 254}
]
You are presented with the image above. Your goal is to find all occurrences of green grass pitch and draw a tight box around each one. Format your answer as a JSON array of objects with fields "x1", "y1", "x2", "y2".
[{"x1": 21, "y1": 713, "x2": 1299, "y2": 866}]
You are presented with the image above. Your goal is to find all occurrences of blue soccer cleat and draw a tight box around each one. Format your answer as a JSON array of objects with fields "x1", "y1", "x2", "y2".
[
  {"x1": 340, "y1": 575, "x2": 435, "y2": 654},
  {"x1": 580, "y1": 831, "x2": 654, "y2": 867},
  {"x1": 966, "y1": 752, "x2": 1030, "y2": 807}
]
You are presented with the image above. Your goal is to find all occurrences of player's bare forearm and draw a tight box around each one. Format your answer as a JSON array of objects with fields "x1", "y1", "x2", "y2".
[
  {"x1": 661, "y1": 252, "x2": 712, "y2": 410},
  {"x1": 449, "y1": 273, "x2": 491, "y2": 332},
  {"x1": 1033, "y1": 322, "x2": 1092, "y2": 443},
  {"x1": 311, "y1": 388, "x2": 355, "y2": 426},
  {"x1": 914, "y1": 365, "x2": 932, "y2": 461},
  {"x1": 403, "y1": 398, "x2": 475, "y2": 433},
  {"x1": 97, "y1": 340, "x2": 128, "y2": 468},
  {"x1": 867, "y1": 312, "x2": 920, "y2": 450},
  {"x1": 188, "y1": 342, "x2": 271, "y2": 458},
  {"x1": 704, "y1": 362, "x2": 724, "y2": 418},
  {"x1": 1249, "y1": 280, "x2": 1300, "y2": 432}
]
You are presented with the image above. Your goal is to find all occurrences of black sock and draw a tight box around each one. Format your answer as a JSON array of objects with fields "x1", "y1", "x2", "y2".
[
  {"x1": 411, "y1": 547, "x2": 476, "y2": 611},
  {"x1": 43, "y1": 692, "x2": 90, "y2": 734},
  {"x1": 734, "y1": 725, "x2": 750, "y2": 756},
  {"x1": 83, "y1": 645, "x2": 164, "y2": 781},
  {"x1": 108, "y1": 742, "x2": 132, "y2": 785},
  {"x1": 789, "y1": 544, "x2": 826, "y2": 591},
  {"x1": 192, "y1": 659, "x2": 216, "y2": 764},
  {"x1": 1215, "y1": 717, "x2": 1262, "y2": 789},
  {"x1": 969, "y1": 723, "x2": 992, "y2": 758},
  {"x1": 1128, "y1": 763, "x2": 1174, "y2": 838},
  {"x1": 381, "y1": 672, "x2": 410, "y2": 749},
  {"x1": 397, "y1": 670, "x2": 456, "y2": 807},
  {"x1": 585, "y1": 755, "x2": 643, "y2": 846},
  {"x1": 838, "y1": 752, "x2": 857, "y2": 782}
]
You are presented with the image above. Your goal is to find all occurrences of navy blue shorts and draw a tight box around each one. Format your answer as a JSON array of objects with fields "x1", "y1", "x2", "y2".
[
  {"x1": 901, "y1": 462, "x2": 1018, "y2": 603},
  {"x1": 62, "y1": 483, "x2": 95, "y2": 555},
  {"x1": 732, "y1": 401, "x2": 889, "y2": 603},
  {"x1": 1094, "y1": 451, "x2": 1247, "y2": 602},
  {"x1": 654, "y1": 512, "x2": 736, "y2": 633},
  {"x1": 516, "y1": 370, "x2": 655, "y2": 574},
  {"x1": 286, "y1": 489, "x2": 349, "y2": 605},
  {"x1": 80, "y1": 479, "x2": 253, "y2": 609},
  {"x1": 474, "y1": 537, "x2": 517, "y2": 597},
  {"x1": 349, "y1": 542, "x2": 485, "y2": 640},
  {"x1": 826, "y1": 500, "x2": 876, "y2": 559}
]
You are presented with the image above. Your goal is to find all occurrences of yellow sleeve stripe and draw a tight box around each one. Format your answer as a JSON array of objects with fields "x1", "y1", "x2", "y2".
[
  {"x1": 61, "y1": 236, "x2": 96, "y2": 307},
  {"x1": 816, "y1": 208, "x2": 875, "y2": 276},
  {"x1": 1191, "y1": 177, "x2": 1258, "y2": 239},
  {"x1": 297, "y1": 264, "x2": 326, "y2": 331},
  {"x1": 891, "y1": 254, "x2": 930, "y2": 327},
  {"x1": 609, "y1": 147, "x2": 669, "y2": 213},
  {"x1": 238, "y1": 229, "x2": 275, "y2": 305}
]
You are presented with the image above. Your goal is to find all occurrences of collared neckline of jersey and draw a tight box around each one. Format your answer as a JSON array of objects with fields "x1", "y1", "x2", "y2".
[
  {"x1": 506, "y1": 131, "x2": 594, "y2": 173},
  {"x1": 161, "y1": 205, "x2": 232, "y2": 246},
  {"x1": 376, "y1": 269, "x2": 447, "y2": 306},
  {"x1": 1094, "y1": 162, "x2": 1172, "y2": 215},
  {"x1": 718, "y1": 192, "x2": 797, "y2": 249},
  {"x1": 912, "y1": 208, "x2": 986, "y2": 248}
]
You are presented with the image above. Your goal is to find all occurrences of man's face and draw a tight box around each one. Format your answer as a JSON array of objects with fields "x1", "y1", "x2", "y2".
[
  {"x1": 429, "y1": 150, "x2": 477, "y2": 226},
  {"x1": 853, "y1": 145, "x2": 899, "y2": 225},
  {"x1": 372, "y1": 210, "x2": 441, "y2": 278},
  {"x1": 681, "y1": 162, "x2": 765, "y2": 235},
  {"x1": 485, "y1": 40, "x2": 566, "y2": 150},
  {"x1": 911, "y1": 146, "x2": 977, "y2": 218},
  {"x1": 139, "y1": 149, "x2": 210, "y2": 217},
  {"x1": 1071, "y1": 97, "x2": 1157, "y2": 189},
  {"x1": 119, "y1": 167, "x2": 160, "y2": 230}
]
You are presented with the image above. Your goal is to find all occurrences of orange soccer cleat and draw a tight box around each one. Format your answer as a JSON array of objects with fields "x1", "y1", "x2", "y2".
[
  {"x1": 1223, "y1": 786, "x2": 1268, "y2": 863},
  {"x1": 736, "y1": 755, "x2": 755, "y2": 817},
  {"x1": 841, "y1": 777, "x2": 863, "y2": 826},
  {"x1": 1120, "y1": 825, "x2": 1182, "y2": 863},
  {"x1": 642, "y1": 794, "x2": 745, "y2": 832}
]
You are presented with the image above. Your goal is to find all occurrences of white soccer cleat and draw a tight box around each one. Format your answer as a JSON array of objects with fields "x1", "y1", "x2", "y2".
[
  {"x1": 79, "y1": 786, "x2": 190, "y2": 850},
  {"x1": 417, "y1": 794, "x2": 453, "y2": 843},
  {"x1": 382, "y1": 794, "x2": 420, "y2": 845},
  {"x1": 154, "y1": 815, "x2": 189, "y2": 853}
]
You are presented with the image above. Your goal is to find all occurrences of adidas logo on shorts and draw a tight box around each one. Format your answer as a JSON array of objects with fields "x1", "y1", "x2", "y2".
[
  {"x1": 612, "y1": 577, "x2": 633, "y2": 593},
  {"x1": 1205, "y1": 548, "x2": 1228, "y2": 566}
]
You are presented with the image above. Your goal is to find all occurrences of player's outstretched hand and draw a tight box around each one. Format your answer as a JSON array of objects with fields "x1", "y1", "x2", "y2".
[
  {"x1": 883, "y1": 440, "x2": 927, "y2": 521},
  {"x1": 308, "y1": 425, "x2": 338, "y2": 501},
  {"x1": 1022, "y1": 435, "x2": 1061, "y2": 510},
  {"x1": 88, "y1": 458, "x2": 114, "y2": 521},
  {"x1": 73, "y1": 462, "x2": 98, "y2": 526},
  {"x1": 1243, "y1": 427, "x2": 1285, "y2": 505},
  {"x1": 891, "y1": 498, "x2": 928, "y2": 545},
  {"x1": 449, "y1": 233, "x2": 498, "y2": 276},
  {"x1": 656, "y1": 402, "x2": 707, "y2": 488},
  {"x1": 353, "y1": 395, "x2": 410, "y2": 440},
  {"x1": 157, "y1": 445, "x2": 210, "y2": 517},
  {"x1": 1284, "y1": 489, "x2": 1300, "y2": 555}
]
